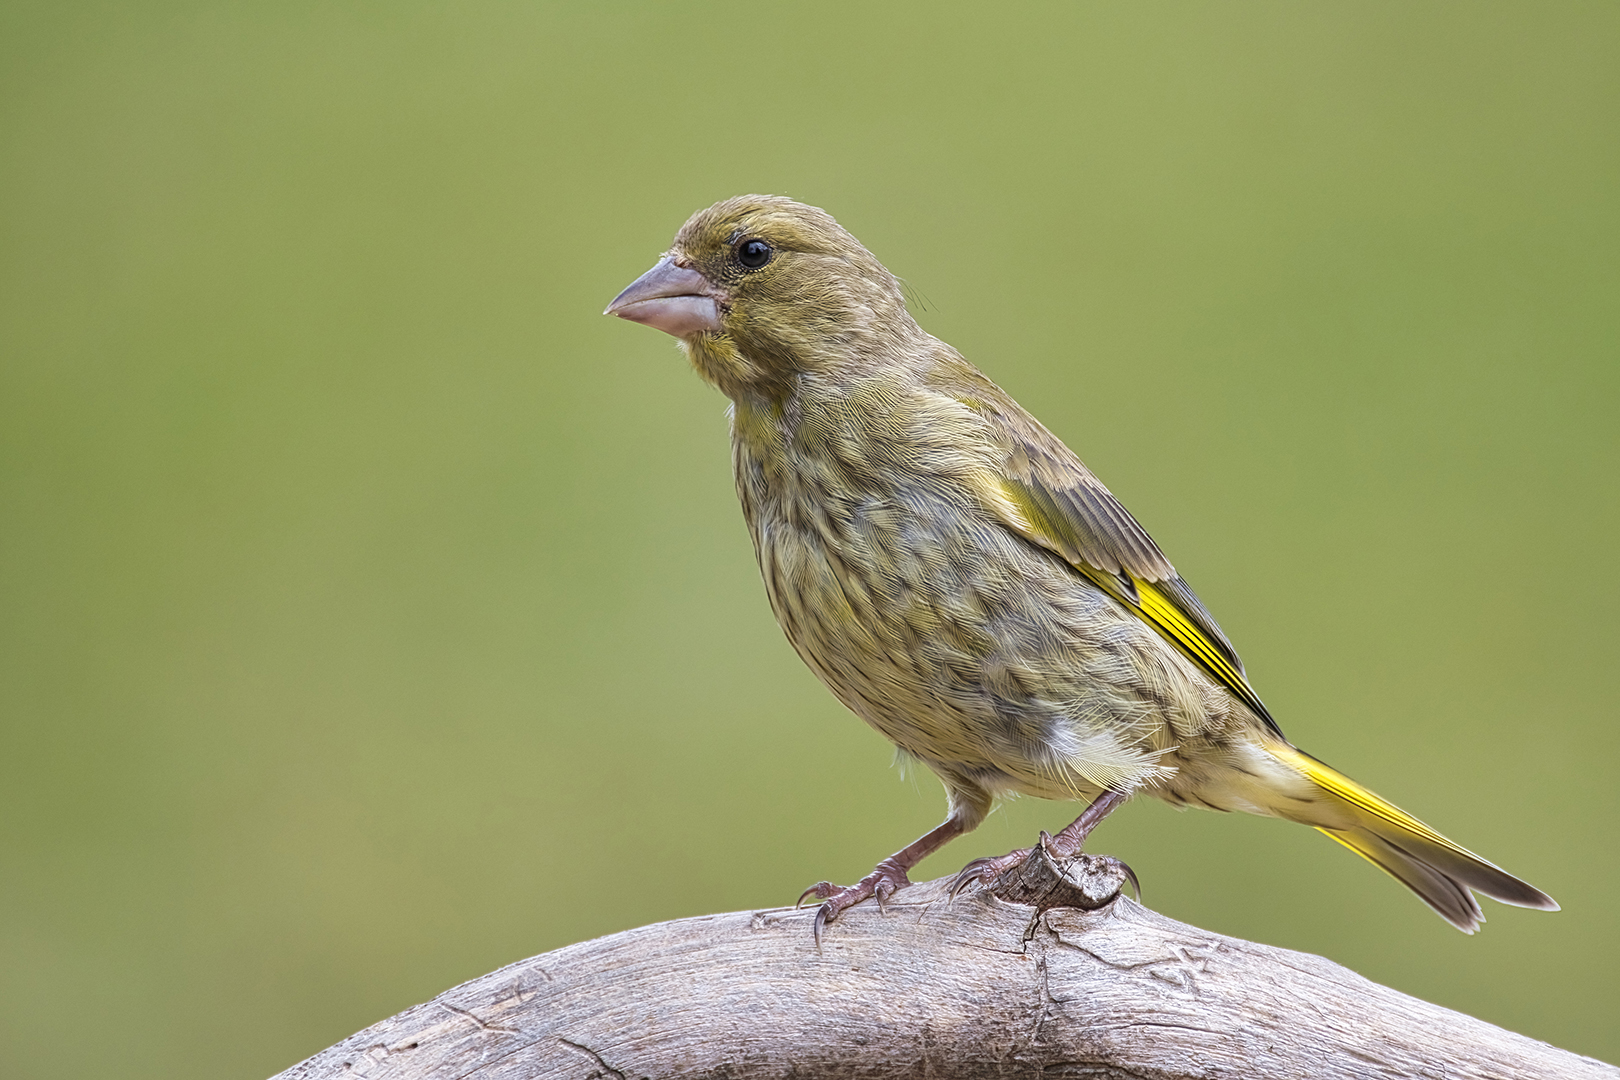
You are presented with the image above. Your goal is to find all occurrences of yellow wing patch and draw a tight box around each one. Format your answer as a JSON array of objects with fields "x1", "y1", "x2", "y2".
[
  {"x1": 1131, "y1": 579, "x2": 1268, "y2": 723},
  {"x1": 987, "y1": 472, "x2": 1282, "y2": 735}
]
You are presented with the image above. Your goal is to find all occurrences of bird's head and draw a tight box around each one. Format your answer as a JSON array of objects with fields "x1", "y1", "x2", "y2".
[{"x1": 604, "y1": 195, "x2": 918, "y2": 400}]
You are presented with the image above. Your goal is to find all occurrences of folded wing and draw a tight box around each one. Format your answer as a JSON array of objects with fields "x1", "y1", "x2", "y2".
[{"x1": 967, "y1": 401, "x2": 1283, "y2": 738}]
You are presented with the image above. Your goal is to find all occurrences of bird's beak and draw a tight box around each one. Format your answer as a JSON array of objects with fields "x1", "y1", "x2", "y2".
[{"x1": 603, "y1": 255, "x2": 722, "y2": 337}]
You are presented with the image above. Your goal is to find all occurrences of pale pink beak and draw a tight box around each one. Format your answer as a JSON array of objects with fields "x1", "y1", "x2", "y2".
[{"x1": 604, "y1": 255, "x2": 722, "y2": 337}]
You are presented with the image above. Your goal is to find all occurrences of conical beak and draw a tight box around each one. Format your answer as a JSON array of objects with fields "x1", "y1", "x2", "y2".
[{"x1": 604, "y1": 255, "x2": 722, "y2": 338}]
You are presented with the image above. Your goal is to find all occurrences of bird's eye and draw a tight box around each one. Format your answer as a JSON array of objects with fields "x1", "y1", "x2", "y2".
[{"x1": 737, "y1": 239, "x2": 773, "y2": 269}]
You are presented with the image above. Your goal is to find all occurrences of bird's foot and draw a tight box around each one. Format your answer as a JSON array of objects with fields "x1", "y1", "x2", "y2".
[
  {"x1": 950, "y1": 832, "x2": 1141, "y2": 906},
  {"x1": 949, "y1": 845, "x2": 1034, "y2": 898},
  {"x1": 797, "y1": 857, "x2": 912, "y2": 945}
]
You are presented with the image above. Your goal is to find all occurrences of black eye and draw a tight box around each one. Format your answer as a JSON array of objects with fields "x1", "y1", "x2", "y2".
[{"x1": 737, "y1": 239, "x2": 772, "y2": 269}]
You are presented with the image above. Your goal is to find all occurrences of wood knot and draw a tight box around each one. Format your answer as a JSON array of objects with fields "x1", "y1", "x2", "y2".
[{"x1": 988, "y1": 844, "x2": 1130, "y2": 914}]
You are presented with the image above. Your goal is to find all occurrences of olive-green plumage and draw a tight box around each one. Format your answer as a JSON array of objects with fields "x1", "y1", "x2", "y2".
[{"x1": 605, "y1": 195, "x2": 1557, "y2": 934}]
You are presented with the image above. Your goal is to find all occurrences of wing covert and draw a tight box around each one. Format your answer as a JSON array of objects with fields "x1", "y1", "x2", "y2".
[{"x1": 990, "y1": 453, "x2": 1282, "y2": 738}]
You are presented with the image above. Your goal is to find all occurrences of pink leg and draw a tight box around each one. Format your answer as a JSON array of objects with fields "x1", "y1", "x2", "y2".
[
  {"x1": 799, "y1": 816, "x2": 968, "y2": 944},
  {"x1": 1046, "y1": 789, "x2": 1128, "y2": 858},
  {"x1": 951, "y1": 789, "x2": 1128, "y2": 896}
]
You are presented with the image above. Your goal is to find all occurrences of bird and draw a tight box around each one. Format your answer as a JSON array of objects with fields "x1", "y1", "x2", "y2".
[{"x1": 603, "y1": 194, "x2": 1558, "y2": 937}]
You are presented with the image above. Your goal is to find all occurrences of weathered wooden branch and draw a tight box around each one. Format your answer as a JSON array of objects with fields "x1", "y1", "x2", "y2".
[{"x1": 273, "y1": 850, "x2": 1614, "y2": 1079}]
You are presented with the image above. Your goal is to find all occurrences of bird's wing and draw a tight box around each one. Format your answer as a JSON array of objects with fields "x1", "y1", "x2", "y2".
[{"x1": 980, "y1": 424, "x2": 1283, "y2": 738}]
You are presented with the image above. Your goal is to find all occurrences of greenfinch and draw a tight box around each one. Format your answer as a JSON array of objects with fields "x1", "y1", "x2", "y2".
[{"x1": 605, "y1": 195, "x2": 1557, "y2": 935}]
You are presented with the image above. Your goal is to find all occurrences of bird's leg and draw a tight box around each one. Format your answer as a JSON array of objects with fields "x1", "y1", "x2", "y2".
[
  {"x1": 1043, "y1": 788, "x2": 1128, "y2": 860},
  {"x1": 798, "y1": 817, "x2": 967, "y2": 944},
  {"x1": 951, "y1": 789, "x2": 1128, "y2": 897}
]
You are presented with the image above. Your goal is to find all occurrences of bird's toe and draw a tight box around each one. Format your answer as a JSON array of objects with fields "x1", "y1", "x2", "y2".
[{"x1": 949, "y1": 847, "x2": 1034, "y2": 899}]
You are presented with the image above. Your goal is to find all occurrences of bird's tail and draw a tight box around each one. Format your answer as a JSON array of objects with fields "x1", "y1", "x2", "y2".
[{"x1": 1263, "y1": 742, "x2": 1558, "y2": 933}]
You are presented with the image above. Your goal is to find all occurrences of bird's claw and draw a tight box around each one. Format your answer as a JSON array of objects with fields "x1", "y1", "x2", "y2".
[
  {"x1": 950, "y1": 838, "x2": 1143, "y2": 907},
  {"x1": 795, "y1": 882, "x2": 834, "y2": 908},
  {"x1": 1116, "y1": 858, "x2": 1142, "y2": 901},
  {"x1": 799, "y1": 859, "x2": 911, "y2": 947},
  {"x1": 948, "y1": 847, "x2": 1032, "y2": 899}
]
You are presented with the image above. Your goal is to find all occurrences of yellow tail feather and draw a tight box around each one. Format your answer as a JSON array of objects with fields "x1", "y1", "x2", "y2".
[{"x1": 1265, "y1": 742, "x2": 1558, "y2": 933}]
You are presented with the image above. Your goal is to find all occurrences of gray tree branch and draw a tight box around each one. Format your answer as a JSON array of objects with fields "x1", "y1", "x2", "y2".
[{"x1": 272, "y1": 851, "x2": 1614, "y2": 1080}]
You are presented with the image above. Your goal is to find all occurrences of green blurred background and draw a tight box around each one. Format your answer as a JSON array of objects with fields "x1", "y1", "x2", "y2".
[{"x1": 2, "y1": 2, "x2": 1616, "y2": 1076}]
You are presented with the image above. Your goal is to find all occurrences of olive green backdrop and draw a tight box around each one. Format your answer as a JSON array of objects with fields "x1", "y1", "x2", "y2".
[{"x1": 2, "y1": 3, "x2": 1616, "y2": 1077}]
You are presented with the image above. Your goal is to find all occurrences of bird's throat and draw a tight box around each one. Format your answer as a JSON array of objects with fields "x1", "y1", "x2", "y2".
[{"x1": 684, "y1": 334, "x2": 794, "y2": 404}]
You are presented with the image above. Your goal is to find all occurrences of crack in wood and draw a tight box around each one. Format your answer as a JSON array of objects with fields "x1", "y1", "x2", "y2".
[
  {"x1": 437, "y1": 1001, "x2": 519, "y2": 1036},
  {"x1": 557, "y1": 1038, "x2": 627, "y2": 1080}
]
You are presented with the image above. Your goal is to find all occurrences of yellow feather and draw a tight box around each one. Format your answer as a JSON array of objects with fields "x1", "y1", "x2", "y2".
[{"x1": 1266, "y1": 741, "x2": 1465, "y2": 853}]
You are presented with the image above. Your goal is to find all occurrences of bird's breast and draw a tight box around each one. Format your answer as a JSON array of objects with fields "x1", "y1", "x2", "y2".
[{"x1": 724, "y1": 388, "x2": 1229, "y2": 802}]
